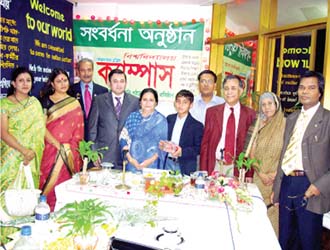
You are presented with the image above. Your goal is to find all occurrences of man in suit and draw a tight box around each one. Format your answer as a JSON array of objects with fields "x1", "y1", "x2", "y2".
[
  {"x1": 190, "y1": 69, "x2": 225, "y2": 125},
  {"x1": 200, "y1": 74, "x2": 256, "y2": 178},
  {"x1": 88, "y1": 68, "x2": 139, "y2": 169},
  {"x1": 70, "y1": 58, "x2": 108, "y2": 140},
  {"x1": 160, "y1": 90, "x2": 204, "y2": 175},
  {"x1": 272, "y1": 71, "x2": 330, "y2": 250}
]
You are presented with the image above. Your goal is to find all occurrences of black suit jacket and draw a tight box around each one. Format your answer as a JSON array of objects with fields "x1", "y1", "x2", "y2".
[
  {"x1": 165, "y1": 113, "x2": 204, "y2": 175},
  {"x1": 69, "y1": 82, "x2": 108, "y2": 140}
]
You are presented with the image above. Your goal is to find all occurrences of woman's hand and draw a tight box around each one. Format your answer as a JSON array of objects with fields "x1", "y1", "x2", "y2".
[
  {"x1": 258, "y1": 172, "x2": 273, "y2": 186},
  {"x1": 22, "y1": 148, "x2": 35, "y2": 165},
  {"x1": 126, "y1": 152, "x2": 140, "y2": 169}
]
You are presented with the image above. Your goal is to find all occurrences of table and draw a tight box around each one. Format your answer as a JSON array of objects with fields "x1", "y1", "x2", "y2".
[{"x1": 55, "y1": 172, "x2": 281, "y2": 250}]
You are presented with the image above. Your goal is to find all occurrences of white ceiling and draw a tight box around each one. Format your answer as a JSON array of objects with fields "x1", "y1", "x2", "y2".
[{"x1": 68, "y1": 0, "x2": 328, "y2": 32}]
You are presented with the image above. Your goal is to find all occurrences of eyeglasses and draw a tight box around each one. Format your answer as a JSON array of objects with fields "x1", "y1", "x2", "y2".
[
  {"x1": 284, "y1": 193, "x2": 308, "y2": 212},
  {"x1": 200, "y1": 79, "x2": 215, "y2": 85}
]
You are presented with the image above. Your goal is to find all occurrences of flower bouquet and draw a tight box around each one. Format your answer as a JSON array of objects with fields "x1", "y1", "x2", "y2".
[{"x1": 206, "y1": 171, "x2": 253, "y2": 210}]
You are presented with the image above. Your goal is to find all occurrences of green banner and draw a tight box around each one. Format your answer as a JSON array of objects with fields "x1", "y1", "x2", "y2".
[
  {"x1": 224, "y1": 43, "x2": 252, "y2": 66},
  {"x1": 73, "y1": 20, "x2": 204, "y2": 51}
]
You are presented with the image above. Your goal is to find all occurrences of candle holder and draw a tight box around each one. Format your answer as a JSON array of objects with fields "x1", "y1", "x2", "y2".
[{"x1": 115, "y1": 159, "x2": 131, "y2": 190}]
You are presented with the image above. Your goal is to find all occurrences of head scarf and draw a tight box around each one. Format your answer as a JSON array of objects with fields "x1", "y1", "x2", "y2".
[{"x1": 258, "y1": 92, "x2": 281, "y2": 120}]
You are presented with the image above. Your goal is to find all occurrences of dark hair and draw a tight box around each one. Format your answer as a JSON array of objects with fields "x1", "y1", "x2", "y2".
[
  {"x1": 299, "y1": 70, "x2": 324, "y2": 100},
  {"x1": 77, "y1": 58, "x2": 94, "y2": 70},
  {"x1": 40, "y1": 68, "x2": 70, "y2": 97},
  {"x1": 175, "y1": 89, "x2": 194, "y2": 103},
  {"x1": 7, "y1": 67, "x2": 34, "y2": 96},
  {"x1": 108, "y1": 68, "x2": 127, "y2": 82},
  {"x1": 222, "y1": 74, "x2": 244, "y2": 89},
  {"x1": 197, "y1": 70, "x2": 217, "y2": 83},
  {"x1": 139, "y1": 88, "x2": 158, "y2": 104}
]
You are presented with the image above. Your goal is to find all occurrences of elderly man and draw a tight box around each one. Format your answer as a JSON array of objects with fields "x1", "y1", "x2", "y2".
[
  {"x1": 70, "y1": 58, "x2": 108, "y2": 140},
  {"x1": 200, "y1": 74, "x2": 256, "y2": 178},
  {"x1": 272, "y1": 71, "x2": 330, "y2": 250},
  {"x1": 88, "y1": 69, "x2": 139, "y2": 169},
  {"x1": 190, "y1": 70, "x2": 225, "y2": 125}
]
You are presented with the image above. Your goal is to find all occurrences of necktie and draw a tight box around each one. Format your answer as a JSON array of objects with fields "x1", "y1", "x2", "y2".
[
  {"x1": 115, "y1": 97, "x2": 121, "y2": 118},
  {"x1": 281, "y1": 112, "x2": 307, "y2": 175},
  {"x1": 224, "y1": 107, "x2": 235, "y2": 164},
  {"x1": 84, "y1": 84, "x2": 92, "y2": 118}
]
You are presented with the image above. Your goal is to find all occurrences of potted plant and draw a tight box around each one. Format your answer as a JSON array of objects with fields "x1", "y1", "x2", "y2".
[
  {"x1": 77, "y1": 140, "x2": 108, "y2": 184},
  {"x1": 77, "y1": 140, "x2": 108, "y2": 165},
  {"x1": 56, "y1": 198, "x2": 113, "y2": 250},
  {"x1": 235, "y1": 152, "x2": 260, "y2": 186}
]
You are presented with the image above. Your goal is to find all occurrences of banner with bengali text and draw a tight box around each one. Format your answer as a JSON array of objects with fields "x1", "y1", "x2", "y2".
[
  {"x1": 223, "y1": 43, "x2": 253, "y2": 92},
  {"x1": 74, "y1": 20, "x2": 205, "y2": 102},
  {"x1": 0, "y1": 0, "x2": 73, "y2": 97}
]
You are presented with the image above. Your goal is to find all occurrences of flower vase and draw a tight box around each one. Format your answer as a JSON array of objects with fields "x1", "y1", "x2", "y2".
[
  {"x1": 238, "y1": 168, "x2": 247, "y2": 188},
  {"x1": 73, "y1": 235, "x2": 98, "y2": 250}
]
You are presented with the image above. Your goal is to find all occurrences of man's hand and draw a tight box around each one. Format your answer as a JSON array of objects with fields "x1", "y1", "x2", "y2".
[
  {"x1": 305, "y1": 184, "x2": 320, "y2": 198},
  {"x1": 171, "y1": 146, "x2": 182, "y2": 158},
  {"x1": 270, "y1": 192, "x2": 279, "y2": 207}
]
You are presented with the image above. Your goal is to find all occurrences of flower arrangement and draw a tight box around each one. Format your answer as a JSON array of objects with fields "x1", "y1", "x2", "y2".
[
  {"x1": 206, "y1": 171, "x2": 253, "y2": 208},
  {"x1": 206, "y1": 171, "x2": 253, "y2": 232},
  {"x1": 146, "y1": 171, "x2": 184, "y2": 197}
]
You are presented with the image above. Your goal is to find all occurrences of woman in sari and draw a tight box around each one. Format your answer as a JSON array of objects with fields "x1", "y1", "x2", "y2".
[
  {"x1": 245, "y1": 92, "x2": 286, "y2": 237},
  {"x1": 119, "y1": 88, "x2": 168, "y2": 173},
  {"x1": 0, "y1": 67, "x2": 46, "y2": 243},
  {"x1": 39, "y1": 68, "x2": 84, "y2": 211}
]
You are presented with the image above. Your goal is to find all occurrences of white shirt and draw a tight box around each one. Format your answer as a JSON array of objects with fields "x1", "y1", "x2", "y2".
[
  {"x1": 169, "y1": 114, "x2": 187, "y2": 157},
  {"x1": 171, "y1": 114, "x2": 187, "y2": 145},
  {"x1": 190, "y1": 94, "x2": 225, "y2": 125},
  {"x1": 215, "y1": 102, "x2": 241, "y2": 161},
  {"x1": 295, "y1": 102, "x2": 320, "y2": 170},
  {"x1": 112, "y1": 93, "x2": 125, "y2": 107}
]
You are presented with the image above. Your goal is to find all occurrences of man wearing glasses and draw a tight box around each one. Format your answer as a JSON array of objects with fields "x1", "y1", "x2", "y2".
[
  {"x1": 190, "y1": 70, "x2": 225, "y2": 125},
  {"x1": 272, "y1": 71, "x2": 330, "y2": 250},
  {"x1": 200, "y1": 74, "x2": 256, "y2": 178}
]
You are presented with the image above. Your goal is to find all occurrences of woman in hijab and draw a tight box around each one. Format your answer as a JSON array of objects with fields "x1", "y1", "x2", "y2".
[{"x1": 245, "y1": 91, "x2": 286, "y2": 237}]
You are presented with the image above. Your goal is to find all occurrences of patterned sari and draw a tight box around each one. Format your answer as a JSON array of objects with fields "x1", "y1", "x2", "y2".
[
  {"x1": 39, "y1": 96, "x2": 84, "y2": 211},
  {"x1": 0, "y1": 96, "x2": 46, "y2": 243},
  {"x1": 119, "y1": 110, "x2": 168, "y2": 173},
  {"x1": 245, "y1": 93, "x2": 286, "y2": 237}
]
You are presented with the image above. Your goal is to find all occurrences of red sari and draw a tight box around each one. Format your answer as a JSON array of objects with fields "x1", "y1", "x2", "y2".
[{"x1": 39, "y1": 97, "x2": 84, "y2": 211}]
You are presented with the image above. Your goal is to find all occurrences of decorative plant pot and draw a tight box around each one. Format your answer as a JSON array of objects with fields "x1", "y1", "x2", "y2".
[
  {"x1": 238, "y1": 168, "x2": 247, "y2": 188},
  {"x1": 73, "y1": 235, "x2": 98, "y2": 250},
  {"x1": 79, "y1": 172, "x2": 90, "y2": 185}
]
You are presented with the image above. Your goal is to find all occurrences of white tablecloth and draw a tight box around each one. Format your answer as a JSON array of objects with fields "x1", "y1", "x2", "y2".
[{"x1": 55, "y1": 173, "x2": 281, "y2": 250}]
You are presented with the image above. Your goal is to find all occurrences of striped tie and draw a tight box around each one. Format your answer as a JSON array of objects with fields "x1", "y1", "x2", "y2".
[
  {"x1": 281, "y1": 112, "x2": 307, "y2": 175},
  {"x1": 115, "y1": 97, "x2": 121, "y2": 118}
]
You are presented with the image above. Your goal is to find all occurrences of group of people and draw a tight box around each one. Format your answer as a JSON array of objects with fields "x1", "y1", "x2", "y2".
[{"x1": 0, "y1": 58, "x2": 329, "y2": 250}]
